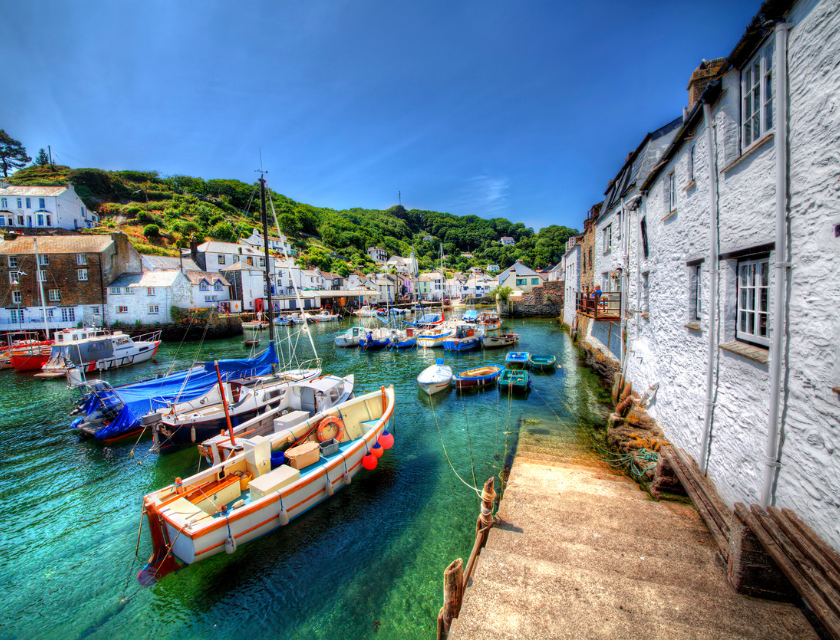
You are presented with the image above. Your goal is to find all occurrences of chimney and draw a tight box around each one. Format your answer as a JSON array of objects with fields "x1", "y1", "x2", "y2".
[{"x1": 687, "y1": 57, "x2": 726, "y2": 110}]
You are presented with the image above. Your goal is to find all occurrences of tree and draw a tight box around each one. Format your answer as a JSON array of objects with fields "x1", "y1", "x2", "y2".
[
  {"x1": 279, "y1": 213, "x2": 300, "y2": 238},
  {"x1": 0, "y1": 130, "x2": 32, "y2": 177},
  {"x1": 35, "y1": 148, "x2": 50, "y2": 166},
  {"x1": 143, "y1": 224, "x2": 160, "y2": 238}
]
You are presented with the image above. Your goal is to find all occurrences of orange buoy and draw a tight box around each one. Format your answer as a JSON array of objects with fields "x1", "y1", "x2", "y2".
[
  {"x1": 362, "y1": 452, "x2": 377, "y2": 470},
  {"x1": 378, "y1": 431, "x2": 394, "y2": 450},
  {"x1": 372, "y1": 442, "x2": 384, "y2": 458},
  {"x1": 317, "y1": 416, "x2": 345, "y2": 443}
]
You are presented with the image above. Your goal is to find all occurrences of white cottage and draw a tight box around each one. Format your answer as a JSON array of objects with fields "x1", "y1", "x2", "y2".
[
  {"x1": 0, "y1": 184, "x2": 99, "y2": 230},
  {"x1": 107, "y1": 271, "x2": 191, "y2": 323}
]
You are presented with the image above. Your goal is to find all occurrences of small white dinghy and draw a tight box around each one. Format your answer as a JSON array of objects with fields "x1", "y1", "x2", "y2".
[{"x1": 417, "y1": 358, "x2": 453, "y2": 396}]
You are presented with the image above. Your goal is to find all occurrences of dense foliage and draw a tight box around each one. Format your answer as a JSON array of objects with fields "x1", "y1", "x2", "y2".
[
  {"x1": 0, "y1": 130, "x2": 31, "y2": 178},
  {"x1": 7, "y1": 163, "x2": 577, "y2": 272}
]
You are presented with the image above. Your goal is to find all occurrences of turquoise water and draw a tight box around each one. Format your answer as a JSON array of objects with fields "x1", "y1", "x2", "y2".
[{"x1": 0, "y1": 319, "x2": 610, "y2": 640}]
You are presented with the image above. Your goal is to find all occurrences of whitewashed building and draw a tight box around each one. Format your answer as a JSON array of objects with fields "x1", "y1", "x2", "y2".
[
  {"x1": 562, "y1": 240, "x2": 581, "y2": 327},
  {"x1": 185, "y1": 272, "x2": 231, "y2": 308},
  {"x1": 240, "y1": 229, "x2": 293, "y2": 256},
  {"x1": 584, "y1": 0, "x2": 840, "y2": 552},
  {"x1": 0, "y1": 184, "x2": 99, "y2": 230},
  {"x1": 107, "y1": 271, "x2": 191, "y2": 323},
  {"x1": 497, "y1": 262, "x2": 545, "y2": 297},
  {"x1": 499, "y1": 236, "x2": 515, "y2": 246},
  {"x1": 367, "y1": 246, "x2": 387, "y2": 263}
]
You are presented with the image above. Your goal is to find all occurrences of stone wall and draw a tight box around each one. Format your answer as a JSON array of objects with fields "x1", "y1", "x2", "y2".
[
  {"x1": 116, "y1": 309, "x2": 243, "y2": 342},
  {"x1": 511, "y1": 280, "x2": 565, "y2": 317}
]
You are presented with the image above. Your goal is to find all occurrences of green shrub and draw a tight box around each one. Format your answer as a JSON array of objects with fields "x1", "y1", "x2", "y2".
[
  {"x1": 209, "y1": 221, "x2": 235, "y2": 242},
  {"x1": 143, "y1": 224, "x2": 160, "y2": 238},
  {"x1": 209, "y1": 214, "x2": 224, "y2": 226},
  {"x1": 137, "y1": 211, "x2": 155, "y2": 224}
]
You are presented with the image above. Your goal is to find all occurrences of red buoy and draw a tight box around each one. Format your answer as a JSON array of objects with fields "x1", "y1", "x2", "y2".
[
  {"x1": 372, "y1": 442, "x2": 384, "y2": 458},
  {"x1": 378, "y1": 431, "x2": 394, "y2": 450},
  {"x1": 362, "y1": 452, "x2": 377, "y2": 470}
]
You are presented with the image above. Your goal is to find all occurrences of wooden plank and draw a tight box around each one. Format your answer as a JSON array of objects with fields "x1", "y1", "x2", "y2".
[
  {"x1": 674, "y1": 447, "x2": 731, "y2": 537},
  {"x1": 783, "y1": 508, "x2": 840, "y2": 577},
  {"x1": 769, "y1": 507, "x2": 840, "y2": 596},
  {"x1": 740, "y1": 504, "x2": 840, "y2": 638},
  {"x1": 663, "y1": 448, "x2": 729, "y2": 557}
]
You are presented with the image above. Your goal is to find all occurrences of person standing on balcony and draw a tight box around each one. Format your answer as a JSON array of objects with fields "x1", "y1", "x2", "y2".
[{"x1": 591, "y1": 285, "x2": 602, "y2": 300}]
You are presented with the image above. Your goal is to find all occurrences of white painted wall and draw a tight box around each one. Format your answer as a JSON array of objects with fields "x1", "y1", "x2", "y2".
[
  {"x1": 562, "y1": 245, "x2": 580, "y2": 327},
  {"x1": 618, "y1": 0, "x2": 840, "y2": 551},
  {"x1": 0, "y1": 185, "x2": 98, "y2": 230}
]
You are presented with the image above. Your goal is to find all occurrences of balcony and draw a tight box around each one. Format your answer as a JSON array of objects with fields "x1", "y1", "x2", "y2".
[{"x1": 576, "y1": 291, "x2": 621, "y2": 320}]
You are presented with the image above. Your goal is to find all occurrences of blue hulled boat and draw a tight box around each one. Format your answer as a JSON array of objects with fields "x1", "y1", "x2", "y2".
[{"x1": 505, "y1": 351, "x2": 529, "y2": 369}]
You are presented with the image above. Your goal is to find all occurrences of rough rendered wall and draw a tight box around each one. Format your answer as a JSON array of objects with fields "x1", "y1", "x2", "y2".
[
  {"x1": 625, "y1": 0, "x2": 840, "y2": 551},
  {"x1": 562, "y1": 245, "x2": 580, "y2": 326}
]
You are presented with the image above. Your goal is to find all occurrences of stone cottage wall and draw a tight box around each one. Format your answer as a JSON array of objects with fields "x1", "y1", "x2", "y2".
[{"x1": 511, "y1": 280, "x2": 565, "y2": 317}]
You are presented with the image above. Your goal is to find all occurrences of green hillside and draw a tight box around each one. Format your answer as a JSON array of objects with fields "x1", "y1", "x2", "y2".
[{"x1": 7, "y1": 164, "x2": 577, "y2": 274}]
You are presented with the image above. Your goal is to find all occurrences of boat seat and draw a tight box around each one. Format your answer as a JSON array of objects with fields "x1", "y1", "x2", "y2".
[{"x1": 160, "y1": 497, "x2": 206, "y2": 526}]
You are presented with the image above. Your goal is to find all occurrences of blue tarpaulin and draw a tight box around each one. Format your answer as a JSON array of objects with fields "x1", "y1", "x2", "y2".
[{"x1": 89, "y1": 343, "x2": 278, "y2": 441}]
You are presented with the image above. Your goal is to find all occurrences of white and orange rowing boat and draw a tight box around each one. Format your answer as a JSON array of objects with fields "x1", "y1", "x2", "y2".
[{"x1": 139, "y1": 385, "x2": 396, "y2": 579}]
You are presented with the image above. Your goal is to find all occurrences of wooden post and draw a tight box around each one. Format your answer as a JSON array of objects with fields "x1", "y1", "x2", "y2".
[{"x1": 437, "y1": 558, "x2": 464, "y2": 640}]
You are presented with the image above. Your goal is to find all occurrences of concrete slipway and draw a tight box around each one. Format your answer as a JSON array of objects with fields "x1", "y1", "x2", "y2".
[{"x1": 449, "y1": 431, "x2": 816, "y2": 639}]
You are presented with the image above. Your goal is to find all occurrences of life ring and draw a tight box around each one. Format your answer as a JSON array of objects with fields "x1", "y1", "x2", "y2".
[{"x1": 317, "y1": 416, "x2": 345, "y2": 443}]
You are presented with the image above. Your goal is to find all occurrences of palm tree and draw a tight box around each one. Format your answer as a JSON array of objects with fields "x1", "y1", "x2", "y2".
[{"x1": 490, "y1": 285, "x2": 513, "y2": 315}]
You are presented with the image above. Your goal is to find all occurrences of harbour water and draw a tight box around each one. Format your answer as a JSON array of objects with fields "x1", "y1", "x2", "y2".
[{"x1": 0, "y1": 318, "x2": 611, "y2": 640}]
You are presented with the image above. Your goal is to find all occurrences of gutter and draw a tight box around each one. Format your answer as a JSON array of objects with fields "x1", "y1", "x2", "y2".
[{"x1": 761, "y1": 23, "x2": 793, "y2": 507}]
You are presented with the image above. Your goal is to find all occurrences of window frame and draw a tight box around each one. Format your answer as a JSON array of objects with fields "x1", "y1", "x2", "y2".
[
  {"x1": 76, "y1": 253, "x2": 87, "y2": 265},
  {"x1": 48, "y1": 289, "x2": 60, "y2": 302},
  {"x1": 668, "y1": 171, "x2": 677, "y2": 212},
  {"x1": 118, "y1": 306, "x2": 129, "y2": 314},
  {"x1": 109, "y1": 287, "x2": 120, "y2": 295},
  {"x1": 12, "y1": 290, "x2": 22, "y2": 303},
  {"x1": 741, "y1": 38, "x2": 775, "y2": 152},
  {"x1": 688, "y1": 145, "x2": 695, "y2": 182},
  {"x1": 693, "y1": 264, "x2": 703, "y2": 320},
  {"x1": 736, "y1": 256, "x2": 770, "y2": 347},
  {"x1": 8, "y1": 256, "x2": 18, "y2": 268},
  {"x1": 61, "y1": 307, "x2": 75, "y2": 323},
  {"x1": 602, "y1": 224, "x2": 612, "y2": 254},
  {"x1": 9, "y1": 271, "x2": 19, "y2": 284},
  {"x1": 38, "y1": 270, "x2": 47, "y2": 282},
  {"x1": 147, "y1": 287, "x2": 155, "y2": 296},
  {"x1": 39, "y1": 198, "x2": 46, "y2": 209},
  {"x1": 78, "y1": 269, "x2": 88, "y2": 281},
  {"x1": 640, "y1": 217, "x2": 649, "y2": 259},
  {"x1": 25, "y1": 197, "x2": 31, "y2": 209},
  {"x1": 218, "y1": 254, "x2": 225, "y2": 265},
  {"x1": 148, "y1": 305, "x2": 160, "y2": 315},
  {"x1": 38, "y1": 254, "x2": 48, "y2": 266}
]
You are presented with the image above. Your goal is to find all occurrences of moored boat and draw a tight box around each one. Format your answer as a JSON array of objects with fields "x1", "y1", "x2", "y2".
[
  {"x1": 242, "y1": 321, "x2": 270, "y2": 331},
  {"x1": 416, "y1": 327, "x2": 454, "y2": 348},
  {"x1": 528, "y1": 354, "x2": 557, "y2": 370},
  {"x1": 417, "y1": 358, "x2": 452, "y2": 395},
  {"x1": 139, "y1": 386, "x2": 396, "y2": 576},
  {"x1": 359, "y1": 329, "x2": 390, "y2": 350},
  {"x1": 482, "y1": 333, "x2": 519, "y2": 349},
  {"x1": 442, "y1": 324, "x2": 482, "y2": 351},
  {"x1": 498, "y1": 369, "x2": 530, "y2": 392},
  {"x1": 505, "y1": 351, "x2": 529, "y2": 369},
  {"x1": 38, "y1": 328, "x2": 161, "y2": 378},
  {"x1": 311, "y1": 311, "x2": 340, "y2": 322},
  {"x1": 453, "y1": 364, "x2": 503, "y2": 389},
  {"x1": 334, "y1": 326, "x2": 364, "y2": 347}
]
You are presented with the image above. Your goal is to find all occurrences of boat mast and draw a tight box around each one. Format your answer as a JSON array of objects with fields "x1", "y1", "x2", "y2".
[
  {"x1": 33, "y1": 238, "x2": 50, "y2": 340},
  {"x1": 258, "y1": 172, "x2": 277, "y2": 373}
]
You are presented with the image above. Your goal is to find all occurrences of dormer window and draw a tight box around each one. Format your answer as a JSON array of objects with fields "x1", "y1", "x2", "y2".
[{"x1": 741, "y1": 38, "x2": 774, "y2": 151}]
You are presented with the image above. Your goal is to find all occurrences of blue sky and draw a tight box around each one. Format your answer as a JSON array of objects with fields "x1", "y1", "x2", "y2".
[{"x1": 2, "y1": 1, "x2": 758, "y2": 231}]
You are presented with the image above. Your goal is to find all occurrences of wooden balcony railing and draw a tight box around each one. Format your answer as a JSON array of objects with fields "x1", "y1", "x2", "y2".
[{"x1": 576, "y1": 291, "x2": 621, "y2": 320}]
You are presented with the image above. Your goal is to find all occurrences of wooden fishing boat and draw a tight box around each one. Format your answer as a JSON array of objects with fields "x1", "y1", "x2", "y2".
[
  {"x1": 242, "y1": 321, "x2": 270, "y2": 331},
  {"x1": 417, "y1": 359, "x2": 452, "y2": 395},
  {"x1": 442, "y1": 324, "x2": 482, "y2": 351},
  {"x1": 498, "y1": 369, "x2": 530, "y2": 392},
  {"x1": 453, "y1": 364, "x2": 503, "y2": 389},
  {"x1": 416, "y1": 327, "x2": 454, "y2": 348},
  {"x1": 388, "y1": 328, "x2": 417, "y2": 349},
  {"x1": 528, "y1": 354, "x2": 557, "y2": 370},
  {"x1": 482, "y1": 333, "x2": 519, "y2": 349},
  {"x1": 139, "y1": 386, "x2": 396, "y2": 575},
  {"x1": 359, "y1": 329, "x2": 390, "y2": 350},
  {"x1": 242, "y1": 339, "x2": 261, "y2": 346},
  {"x1": 505, "y1": 351, "x2": 529, "y2": 369}
]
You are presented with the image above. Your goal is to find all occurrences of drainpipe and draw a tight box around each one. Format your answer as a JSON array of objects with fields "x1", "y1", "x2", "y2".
[
  {"x1": 761, "y1": 23, "x2": 793, "y2": 508},
  {"x1": 619, "y1": 198, "x2": 626, "y2": 366},
  {"x1": 698, "y1": 102, "x2": 720, "y2": 475},
  {"x1": 635, "y1": 197, "x2": 645, "y2": 341}
]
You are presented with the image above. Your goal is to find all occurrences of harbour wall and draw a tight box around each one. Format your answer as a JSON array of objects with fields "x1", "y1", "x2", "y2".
[{"x1": 511, "y1": 280, "x2": 565, "y2": 317}]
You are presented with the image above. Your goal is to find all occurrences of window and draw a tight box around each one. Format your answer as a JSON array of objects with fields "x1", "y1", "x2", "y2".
[
  {"x1": 246, "y1": 257, "x2": 253, "y2": 265},
  {"x1": 38, "y1": 254, "x2": 48, "y2": 266},
  {"x1": 16, "y1": 198, "x2": 22, "y2": 208},
  {"x1": 0, "y1": 198, "x2": 5, "y2": 207},
  {"x1": 10, "y1": 309, "x2": 22, "y2": 323},
  {"x1": 588, "y1": 248, "x2": 592, "y2": 270},
  {"x1": 737, "y1": 258, "x2": 770, "y2": 347},
  {"x1": 640, "y1": 217, "x2": 649, "y2": 259},
  {"x1": 39, "y1": 198, "x2": 46, "y2": 209},
  {"x1": 233, "y1": 255, "x2": 240, "y2": 263},
  {"x1": 259, "y1": 258, "x2": 265, "y2": 267},
  {"x1": 37, "y1": 214, "x2": 44, "y2": 226},
  {"x1": 16, "y1": 215, "x2": 23, "y2": 226},
  {"x1": 214, "y1": 281, "x2": 223, "y2": 291},
  {"x1": 39, "y1": 270, "x2": 47, "y2": 282},
  {"x1": 693, "y1": 265, "x2": 703, "y2": 320},
  {"x1": 9, "y1": 271, "x2": 19, "y2": 284},
  {"x1": 218, "y1": 255, "x2": 225, "y2": 265},
  {"x1": 515, "y1": 278, "x2": 527, "y2": 286},
  {"x1": 642, "y1": 273, "x2": 649, "y2": 314},
  {"x1": 8, "y1": 256, "x2": 18, "y2": 268},
  {"x1": 76, "y1": 254, "x2": 87, "y2": 265},
  {"x1": 742, "y1": 39, "x2": 774, "y2": 150},
  {"x1": 205, "y1": 295, "x2": 218, "y2": 302},
  {"x1": 12, "y1": 291, "x2": 21, "y2": 303},
  {"x1": 46, "y1": 215, "x2": 51, "y2": 226},
  {"x1": 123, "y1": 287, "x2": 134, "y2": 295},
  {"x1": 25, "y1": 198, "x2": 31, "y2": 208},
  {"x1": 118, "y1": 306, "x2": 129, "y2": 314},
  {"x1": 78, "y1": 269, "x2": 88, "y2": 281},
  {"x1": 91, "y1": 306, "x2": 101, "y2": 315},
  {"x1": 531, "y1": 278, "x2": 539, "y2": 285},
  {"x1": 147, "y1": 287, "x2": 155, "y2": 296},
  {"x1": 109, "y1": 287, "x2": 120, "y2": 295},
  {"x1": 199, "y1": 281, "x2": 209, "y2": 291},
  {"x1": 61, "y1": 307, "x2": 75, "y2": 323},
  {"x1": 668, "y1": 171, "x2": 677, "y2": 211},
  {"x1": 148, "y1": 305, "x2": 159, "y2": 314},
  {"x1": 688, "y1": 145, "x2": 695, "y2": 182},
  {"x1": 48, "y1": 289, "x2": 60, "y2": 302},
  {"x1": 602, "y1": 224, "x2": 612, "y2": 253}
]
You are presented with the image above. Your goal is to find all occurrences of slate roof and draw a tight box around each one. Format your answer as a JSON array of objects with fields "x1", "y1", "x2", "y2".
[
  {"x1": 184, "y1": 271, "x2": 231, "y2": 286},
  {"x1": 0, "y1": 234, "x2": 114, "y2": 254},
  {"x1": 197, "y1": 241, "x2": 261, "y2": 255},
  {"x1": 141, "y1": 253, "x2": 200, "y2": 272},
  {"x1": 0, "y1": 185, "x2": 69, "y2": 197},
  {"x1": 108, "y1": 271, "x2": 182, "y2": 288},
  {"x1": 498, "y1": 261, "x2": 541, "y2": 285},
  {"x1": 220, "y1": 261, "x2": 264, "y2": 272}
]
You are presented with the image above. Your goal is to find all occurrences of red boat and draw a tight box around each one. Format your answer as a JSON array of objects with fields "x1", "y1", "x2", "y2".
[{"x1": 3, "y1": 332, "x2": 54, "y2": 371}]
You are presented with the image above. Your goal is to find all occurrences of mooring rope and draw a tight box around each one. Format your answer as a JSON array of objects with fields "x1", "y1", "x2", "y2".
[{"x1": 427, "y1": 394, "x2": 482, "y2": 498}]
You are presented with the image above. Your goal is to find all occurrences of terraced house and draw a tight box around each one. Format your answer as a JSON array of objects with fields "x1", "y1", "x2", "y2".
[{"x1": 0, "y1": 184, "x2": 99, "y2": 230}]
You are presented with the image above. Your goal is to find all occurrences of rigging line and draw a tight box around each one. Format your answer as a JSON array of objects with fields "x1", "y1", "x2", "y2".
[
  {"x1": 164, "y1": 317, "x2": 194, "y2": 376},
  {"x1": 459, "y1": 394, "x2": 479, "y2": 498},
  {"x1": 428, "y1": 394, "x2": 481, "y2": 497}
]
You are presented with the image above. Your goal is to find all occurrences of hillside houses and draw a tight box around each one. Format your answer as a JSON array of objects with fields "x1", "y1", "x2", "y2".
[{"x1": 0, "y1": 184, "x2": 99, "y2": 231}]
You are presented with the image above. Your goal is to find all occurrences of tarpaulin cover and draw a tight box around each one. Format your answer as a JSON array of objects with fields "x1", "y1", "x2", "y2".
[
  {"x1": 404, "y1": 313, "x2": 441, "y2": 326},
  {"x1": 89, "y1": 343, "x2": 278, "y2": 440}
]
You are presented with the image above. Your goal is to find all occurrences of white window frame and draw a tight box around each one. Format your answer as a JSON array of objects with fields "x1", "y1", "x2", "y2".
[
  {"x1": 38, "y1": 254, "x2": 48, "y2": 266},
  {"x1": 741, "y1": 38, "x2": 774, "y2": 152},
  {"x1": 668, "y1": 171, "x2": 677, "y2": 212},
  {"x1": 25, "y1": 197, "x2": 31, "y2": 209},
  {"x1": 91, "y1": 306, "x2": 101, "y2": 315},
  {"x1": 602, "y1": 224, "x2": 612, "y2": 254},
  {"x1": 10, "y1": 308, "x2": 22, "y2": 323},
  {"x1": 0, "y1": 198, "x2": 6, "y2": 208},
  {"x1": 9, "y1": 271, "x2": 19, "y2": 284},
  {"x1": 39, "y1": 270, "x2": 47, "y2": 282},
  {"x1": 76, "y1": 253, "x2": 87, "y2": 265},
  {"x1": 148, "y1": 305, "x2": 160, "y2": 314},
  {"x1": 78, "y1": 269, "x2": 88, "y2": 281},
  {"x1": 218, "y1": 254, "x2": 225, "y2": 265},
  {"x1": 61, "y1": 307, "x2": 75, "y2": 322},
  {"x1": 12, "y1": 290, "x2": 21, "y2": 303},
  {"x1": 694, "y1": 265, "x2": 702, "y2": 320},
  {"x1": 109, "y1": 287, "x2": 120, "y2": 295},
  {"x1": 199, "y1": 281, "x2": 209, "y2": 291},
  {"x1": 46, "y1": 215, "x2": 51, "y2": 226},
  {"x1": 37, "y1": 214, "x2": 44, "y2": 226},
  {"x1": 688, "y1": 145, "x2": 695, "y2": 182},
  {"x1": 147, "y1": 287, "x2": 155, "y2": 296},
  {"x1": 39, "y1": 198, "x2": 46, "y2": 209},
  {"x1": 16, "y1": 198, "x2": 22, "y2": 208},
  {"x1": 118, "y1": 306, "x2": 129, "y2": 314},
  {"x1": 214, "y1": 281, "x2": 223, "y2": 291},
  {"x1": 7, "y1": 256, "x2": 18, "y2": 268},
  {"x1": 736, "y1": 257, "x2": 770, "y2": 347},
  {"x1": 48, "y1": 289, "x2": 60, "y2": 302},
  {"x1": 16, "y1": 215, "x2": 23, "y2": 226},
  {"x1": 124, "y1": 287, "x2": 134, "y2": 295}
]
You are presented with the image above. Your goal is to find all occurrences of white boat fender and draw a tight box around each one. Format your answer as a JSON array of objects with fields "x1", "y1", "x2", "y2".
[
  {"x1": 277, "y1": 496, "x2": 290, "y2": 526},
  {"x1": 190, "y1": 425, "x2": 196, "y2": 443},
  {"x1": 343, "y1": 471, "x2": 351, "y2": 486},
  {"x1": 325, "y1": 475, "x2": 334, "y2": 497},
  {"x1": 232, "y1": 499, "x2": 244, "y2": 510}
]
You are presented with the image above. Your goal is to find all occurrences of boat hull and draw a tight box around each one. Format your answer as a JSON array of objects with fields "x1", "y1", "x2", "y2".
[
  {"x1": 11, "y1": 351, "x2": 50, "y2": 371},
  {"x1": 442, "y1": 337, "x2": 480, "y2": 351},
  {"x1": 419, "y1": 380, "x2": 450, "y2": 395}
]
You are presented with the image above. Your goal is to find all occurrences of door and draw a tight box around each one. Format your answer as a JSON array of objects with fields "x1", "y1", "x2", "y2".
[{"x1": 27, "y1": 216, "x2": 33, "y2": 228}]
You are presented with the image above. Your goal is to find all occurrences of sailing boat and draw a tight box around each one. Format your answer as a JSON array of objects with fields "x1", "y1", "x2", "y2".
[{"x1": 11, "y1": 239, "x2": 54, "y2": 371}]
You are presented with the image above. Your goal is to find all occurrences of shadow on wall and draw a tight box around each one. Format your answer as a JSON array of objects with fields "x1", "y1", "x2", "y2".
[{"x1": 590, "y1": 320, "x2": 622, "y2": 361}]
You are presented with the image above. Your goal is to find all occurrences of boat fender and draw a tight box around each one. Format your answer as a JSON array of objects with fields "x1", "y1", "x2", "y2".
[
  {"x1": 71, "y1": 417, "x2": 83, "y2": 429},
  {"x1": 190, "y1": 426, "x2": 196, "y2": 443},
  {"x1": 232, "y1": 499, "x2": 244, "y2": 510},
  {"x1": 278, "y1": 506, "x2": 289, "y2": 526},
  {"x1": 224, "y1": 535, "x2": 237, "y2": 554},
  {"x1": 325, "y1": 477, "x2": 334, "y2": 497},
  {"x1": 343, "y1": 471, "x2": 351, "y2": 485}
]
